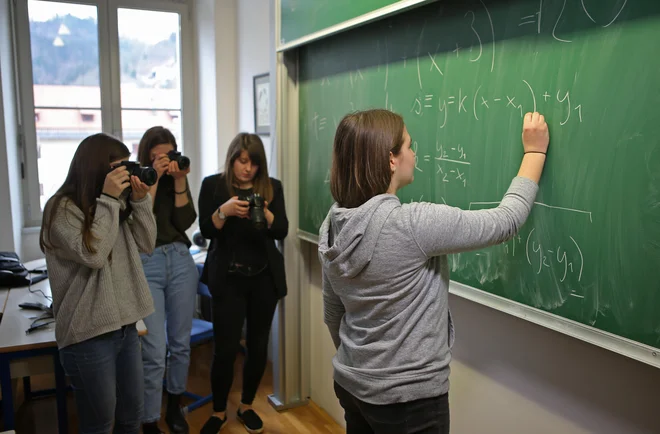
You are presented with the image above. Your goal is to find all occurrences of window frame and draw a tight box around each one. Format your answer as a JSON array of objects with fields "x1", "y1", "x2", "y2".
[{"x1": 13, "y1": 0, "x2": 196, "y2": 226}]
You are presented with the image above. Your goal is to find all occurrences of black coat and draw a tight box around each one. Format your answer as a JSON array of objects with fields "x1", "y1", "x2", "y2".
[{"x1": 198, "y1": 174, "x2": 288, "y2": 298}]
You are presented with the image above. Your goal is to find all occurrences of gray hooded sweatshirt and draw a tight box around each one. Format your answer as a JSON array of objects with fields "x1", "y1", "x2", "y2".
[{"x1": 318, "y1": 176, "x2": 538, "y2": 405}]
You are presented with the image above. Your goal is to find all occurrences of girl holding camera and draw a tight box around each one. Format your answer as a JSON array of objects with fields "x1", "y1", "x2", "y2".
[
  {"x1": 137, "y1": 127, "x2": 199, "y2": 434},
  {"x1": 40, "y1": 133, "x2": 156, "y2": 434},
  {"x1": 198, "y1": 133, "x2": 288, "y2": 434}
]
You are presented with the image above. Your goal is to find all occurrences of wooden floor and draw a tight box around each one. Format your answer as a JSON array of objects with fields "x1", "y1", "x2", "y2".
[{"x1": 11, "y1": 343, "x2": 345, "y2": 434}]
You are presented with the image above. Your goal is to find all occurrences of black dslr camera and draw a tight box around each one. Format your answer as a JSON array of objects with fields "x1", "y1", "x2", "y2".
[
  {"x1": 117, "y1": 161, "x2": 158, "y2": 186},
  {"x1": 238, "y1": 193, "x2": 267, "y2": 230},
  {"x1": 167, "y1": 151, "x2": 190, "y2": 170}
]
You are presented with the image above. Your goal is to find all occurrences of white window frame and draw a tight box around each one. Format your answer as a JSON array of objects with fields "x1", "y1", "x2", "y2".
[{"x1": 14, "y1": 0, "x2": 196, "y2": 227}]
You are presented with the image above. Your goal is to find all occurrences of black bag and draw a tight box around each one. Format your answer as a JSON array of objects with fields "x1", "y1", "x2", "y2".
[
  {"x1": 0, "y1": 252, "x2": 30, "y2": 287},
  {"x1": 0, "y1": 252, "x2": 47, "y2": 288}
]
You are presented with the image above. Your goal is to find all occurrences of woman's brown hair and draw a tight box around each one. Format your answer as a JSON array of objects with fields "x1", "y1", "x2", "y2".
[
  {"x1": 137, "y1": 126, "x2": 178, "y2": 167},
  {"x1": 40, "y1": 133, "x2": 131, "y2": 253},
  {"x1": 224, "y1": 133, "x2": 273, "y2": 202},
  {"x1": 330, "y1": 109, "x2": 405, "y2": 208}
]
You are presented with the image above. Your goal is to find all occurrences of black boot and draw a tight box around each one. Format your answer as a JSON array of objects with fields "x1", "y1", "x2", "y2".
[
  {"x1": 142, "y1": 422, "x2": 164, "y2": 434},
  {"x1": 165, "y1": 392, "x2": 189, "y2": 434}
]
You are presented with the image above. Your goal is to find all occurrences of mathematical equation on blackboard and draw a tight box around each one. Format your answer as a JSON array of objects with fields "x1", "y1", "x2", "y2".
[
  {"x1": 409, "y1": 84, "x2": 583, "y2": 127},
  {"x1": 303, "y1": 0, "x2": 635, "y2": 300}
]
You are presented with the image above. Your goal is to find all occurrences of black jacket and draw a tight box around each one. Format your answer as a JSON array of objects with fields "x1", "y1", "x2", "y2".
[{"x1": 198, "y1": 174, "x2": 288, "y2": 298}]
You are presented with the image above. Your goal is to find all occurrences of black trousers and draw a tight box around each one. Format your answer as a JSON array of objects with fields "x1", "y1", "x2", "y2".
[
  {"x1": 211, "y1": 271, "x2": 278, "y2": 411},
  {"x1": 334, "y1": 382, "x2": 450, "y2": 434}
]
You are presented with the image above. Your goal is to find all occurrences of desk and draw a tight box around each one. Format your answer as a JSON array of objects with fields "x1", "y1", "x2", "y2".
[
  {"x1": 0, "y1": 289, "x2": 9, "y2": 323},
  {"x1": 0, "y1": 259, "x2": 147, "y2": 433},
  {"x1": 0, "y1": 259, "x2": 67, "y2": 433},
  {"x1": 0, "y1": 289, "x2": 9, "y2": 315}
]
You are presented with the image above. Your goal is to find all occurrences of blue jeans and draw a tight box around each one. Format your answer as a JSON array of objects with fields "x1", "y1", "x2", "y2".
[
  {"x1": 140, "y1": 242, "x2": 198, "y2": 423},
  {"x1": 59, "y1": 324, "x2": 143, "y2": 434}
]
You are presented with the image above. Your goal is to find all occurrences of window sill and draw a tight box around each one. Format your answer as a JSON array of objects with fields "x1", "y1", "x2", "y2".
[{"x1": 22, "y1": 226, "x2": 41, "y2": 235}]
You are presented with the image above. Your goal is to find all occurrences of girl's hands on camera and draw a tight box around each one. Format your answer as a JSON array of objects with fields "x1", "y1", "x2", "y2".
[
  {"x1": 152, "y1": 154, "x2": 170, "y2": 179},
  {"x1": 103, "y1": 166, "x2": 130, "y2": 199},
  {"x1": 168, "y1": 159, "x2": 190, "y2": 180},
  {"x1": 153, "y1": 153, "x2": 190, "y2": 180},
  {"x1": 264, "y1": 201, "x2": 274, "y2": 228},
  {"x1": 130, "y1": 176, "x2": 150, "y2": 201},
  {"x1": 220, "y1": 196, "x2": 250, "y2": 219}
]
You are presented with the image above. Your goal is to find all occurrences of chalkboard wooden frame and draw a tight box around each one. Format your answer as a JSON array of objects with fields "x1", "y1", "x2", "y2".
[{"x1": 277, "y1": 0, "x2": 435, "y2": 52}]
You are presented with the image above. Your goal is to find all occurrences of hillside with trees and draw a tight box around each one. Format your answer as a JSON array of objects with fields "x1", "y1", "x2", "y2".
[{"x1": 29, "y1": 14, "x2": 177, "y2": 88}]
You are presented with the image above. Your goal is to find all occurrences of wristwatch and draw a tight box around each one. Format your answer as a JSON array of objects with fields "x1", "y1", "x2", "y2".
[{"x1": 217, "y1": 207, "x2": 227, "y2": 220}]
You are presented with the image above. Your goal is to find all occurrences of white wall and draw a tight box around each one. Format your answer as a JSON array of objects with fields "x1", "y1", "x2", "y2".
[
  {"x1": 194, "y1": 0, "x2": 219, "y2": 180},
  {"x1": 308, "y1": 251, "x2": 347, "y2": 425},
  {"x1": 237, "y1": 0, "x2": 273, "y2": 171},
  {"x1": 215, "y1": 0, "x2": 239, "y2": 172},
  {"x1": 0, "y1": 60, "x2": 12, "y2": 251},
  {"x1": 194, "y1": 0, "x2": 239, "y2": 178},
  {"x1": 0, "y1": 0, "x2": 24, "y2": 257},
  {"x1": 448, "y1": 294, "x2": 660, "y2": 434}
]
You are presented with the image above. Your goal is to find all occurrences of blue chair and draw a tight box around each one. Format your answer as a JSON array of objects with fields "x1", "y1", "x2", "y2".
[
  {"x1": 190, "y1": 264, "x2": 214, "y2": 345},
  {"x1": 165, "y1": 263, "x2": 213, "y2": 413}
]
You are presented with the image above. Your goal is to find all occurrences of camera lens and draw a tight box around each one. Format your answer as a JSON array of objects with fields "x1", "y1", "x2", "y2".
[
  {"x1": 177, "y1": 155, "x2": 190, "y2": 170},
  {"x1": 139, "y1": 167, "x2": 158, "y2": 186},
  {"x1": 168, "y1": 151, "x2": 190, "y2": 171},
  {"x1": 250, "y1": 194, "x2": 266, "y2": 230}
]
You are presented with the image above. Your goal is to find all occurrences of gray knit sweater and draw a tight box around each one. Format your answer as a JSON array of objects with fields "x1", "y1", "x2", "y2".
[
  {"x1": 43, "y1": 194, "x2": 156, "y2": 348},
  {"x1": 319, "y1": 177, "x2": 538, "y2": 405}
]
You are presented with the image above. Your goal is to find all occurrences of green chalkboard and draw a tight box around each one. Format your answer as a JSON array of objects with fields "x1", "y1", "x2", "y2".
[
  {"x1": 280, "y1": 0, "x2": 403, "y2": 45},
  {"x1": 299, "y1": 0, "x2": 660, "y2": 349}
]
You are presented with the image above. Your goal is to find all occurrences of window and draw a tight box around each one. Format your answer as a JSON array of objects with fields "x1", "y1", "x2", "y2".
[
  {"x1": 118, "y1": 8, "x2": 183, "y2": 156},
  {"x1": 80, "y1": 111, "x2": 96, "y2": 123},
  {"x1": 14, "y1": 0, "x2": 194, "y2": 225},
  {"x1": 26, "y1": 1, "x2": 101, "y2": 212}
]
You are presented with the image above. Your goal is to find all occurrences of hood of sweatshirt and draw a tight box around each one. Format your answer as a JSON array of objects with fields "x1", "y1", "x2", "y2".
[{"x1": 318, "y1": 194, "x2": 400, "y2": 279}]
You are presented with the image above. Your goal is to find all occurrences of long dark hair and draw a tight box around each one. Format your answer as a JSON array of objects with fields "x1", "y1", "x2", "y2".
[
  {"x1": 331, "y1": 109, "x2": 404, "y2": 208},
  {"x1": 40, "y1": 133, "x2": 131, "y2": 253},
  {"x1": 224, "y1": 133, "x2": 273, "y2": 202},
  {"x1": 137, "y1": 126, "x2": 178, "y2": 195},
  {"x1": 137, "y1": 126, "x2": 178, "y2": 167}
]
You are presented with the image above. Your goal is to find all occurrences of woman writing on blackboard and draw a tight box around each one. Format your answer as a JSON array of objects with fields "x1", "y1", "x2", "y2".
[
  {"x1": 198, "y1": 133, "x2": 288, "y2": 434},
  {"x1": 320, "y1": 109, "x2": 549, "y2": 433}
]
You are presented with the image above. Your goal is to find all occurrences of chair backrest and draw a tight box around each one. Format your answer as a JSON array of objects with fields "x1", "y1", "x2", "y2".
[{"x1": 195, "y1": 263, "x2": 212, "y2": 299}]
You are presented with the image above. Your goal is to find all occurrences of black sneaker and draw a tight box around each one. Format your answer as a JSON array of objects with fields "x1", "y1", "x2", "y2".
[
  {"x1": 237, "y1": 408, "x2": 264, "y2": 434},
  {"x1": 200, "y1": 415, "x2": 227, "y2": 434},
  {"x1": 142, "y1": 422, "x2": 164, "y2": 434}
]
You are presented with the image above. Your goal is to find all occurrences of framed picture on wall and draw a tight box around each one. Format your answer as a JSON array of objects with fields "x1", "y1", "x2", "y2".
[{"x1": 253, "y1": 73, "x2": 270, "y2": 135}]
